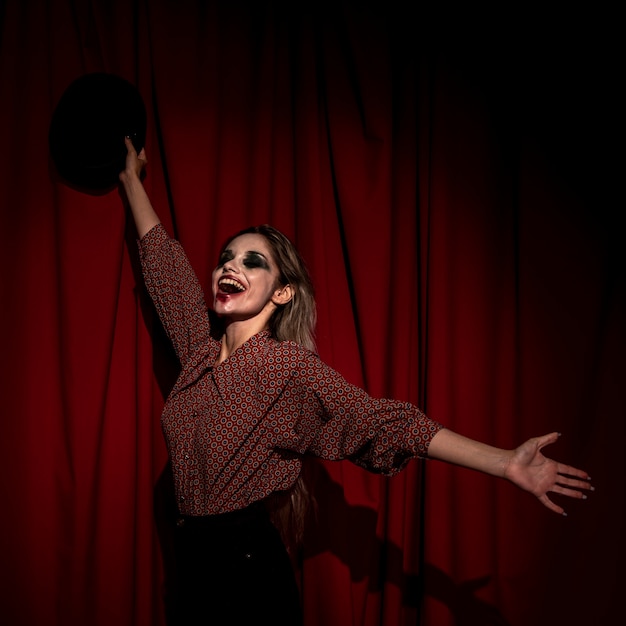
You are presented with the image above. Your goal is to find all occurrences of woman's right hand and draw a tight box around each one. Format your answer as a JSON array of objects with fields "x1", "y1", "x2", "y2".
[
  {"x1": 117, "y1": 136, "x2": 161, "y2": 238},
  {"x1": 119, "y1": 136, "x2": 147, "y2": 183}
]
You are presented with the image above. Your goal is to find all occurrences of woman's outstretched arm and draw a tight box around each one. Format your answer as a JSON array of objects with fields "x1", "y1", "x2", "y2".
[{"x1": 427, "y1": 428, "x2": 593, "y2": 515}]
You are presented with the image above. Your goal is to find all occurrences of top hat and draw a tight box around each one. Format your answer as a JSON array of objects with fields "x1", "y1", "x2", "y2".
[{"x1": 49, "y1": 72, "x2": 147, "y2": 193}]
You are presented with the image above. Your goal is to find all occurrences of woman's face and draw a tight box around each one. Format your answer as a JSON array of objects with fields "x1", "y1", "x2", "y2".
[{"x1": 211, "y1": 233, "x2": 290, "y2": 322}]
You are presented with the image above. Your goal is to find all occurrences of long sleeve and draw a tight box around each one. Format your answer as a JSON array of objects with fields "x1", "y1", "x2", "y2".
[
  {"x1": 138, "y1": 224, "x2": 218, "y2": 371},
  {"x1": 250, "y1": 341, "x2": 444, "y2": 476},
  {"x1": 302, "y1": 355, "x2": 443, "y2": 474}
]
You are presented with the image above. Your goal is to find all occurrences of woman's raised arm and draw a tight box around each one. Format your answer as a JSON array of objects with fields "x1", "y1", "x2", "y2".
[{"x1": 118, "y1": 137, "x2": 160, "y2": 238}]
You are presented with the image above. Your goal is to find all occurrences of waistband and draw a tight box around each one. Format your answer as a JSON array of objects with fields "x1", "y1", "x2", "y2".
[{"x1": 175, "y1": 501, "x2": 268, "y2": 529}]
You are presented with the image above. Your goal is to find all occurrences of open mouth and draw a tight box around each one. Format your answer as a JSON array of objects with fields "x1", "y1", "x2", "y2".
[{"x1": 218, "y1": 277, "x2": 245, "y2": 294}]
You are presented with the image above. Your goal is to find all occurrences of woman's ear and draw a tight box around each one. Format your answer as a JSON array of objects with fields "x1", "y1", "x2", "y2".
[{"x1": 272, "y1": 284, "x2": 293, "y2": 306}]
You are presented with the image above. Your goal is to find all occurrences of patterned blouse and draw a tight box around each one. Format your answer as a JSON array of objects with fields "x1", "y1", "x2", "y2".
[{"x1": 139, "y1": 224, "x2": 443, "y2": 516}]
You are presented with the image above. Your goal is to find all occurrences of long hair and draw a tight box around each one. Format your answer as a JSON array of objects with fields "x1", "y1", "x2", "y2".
[
  {"x1": 233, "y1": 224, "x2": 317, "y2": 352},
  {"x1": 219, "y1": 225, "x2": 317, "y2": 548}
]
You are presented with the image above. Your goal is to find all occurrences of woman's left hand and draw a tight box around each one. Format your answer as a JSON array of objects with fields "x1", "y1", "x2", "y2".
[{"x1": 504, "y1": 431, "x2": 594, "y2": 515}]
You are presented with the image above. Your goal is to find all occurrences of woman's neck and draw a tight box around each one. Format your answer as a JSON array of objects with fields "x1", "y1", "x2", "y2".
[{"x1": 215, "y1": 319, "x2": 269, "y2": 365}]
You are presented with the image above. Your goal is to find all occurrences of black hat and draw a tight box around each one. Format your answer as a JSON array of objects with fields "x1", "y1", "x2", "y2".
[{"x1": 49, "y1": 72, "x2": 147, "y2": 193}]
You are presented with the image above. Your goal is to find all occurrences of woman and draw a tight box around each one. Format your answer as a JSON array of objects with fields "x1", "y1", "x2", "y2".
[{"x1": 119, "y1": 139, "x2": 593, "y2": 625}]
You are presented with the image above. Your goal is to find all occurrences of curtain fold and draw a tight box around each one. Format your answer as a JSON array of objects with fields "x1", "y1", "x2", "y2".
[{"x1": 0, "y1": 2, "x2": 621, "y2": 625}]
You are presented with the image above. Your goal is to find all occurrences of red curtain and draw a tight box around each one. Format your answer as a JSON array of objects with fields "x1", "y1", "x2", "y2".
[{"x1": 0, "y1": 2, "x2": 622, "y2": 625}]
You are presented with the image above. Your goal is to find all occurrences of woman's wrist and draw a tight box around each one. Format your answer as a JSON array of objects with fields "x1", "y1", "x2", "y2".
[{"x1": 428, "y1": 428, "x2": 513, "y2": 478}]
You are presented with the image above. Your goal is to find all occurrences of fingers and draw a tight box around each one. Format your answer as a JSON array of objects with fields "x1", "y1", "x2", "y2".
[
  {"x1": 540, "y1": 471, "x2": 595, "y2": 517},
  {"x1": 552, "y1": 482, "x2": 591, "y2": 499},
  {"x1": 541, "y1": 486, "x2": 588, "y2": 517},
  {"x1": 556, "y1": 468, "x2": 594, "y2": 490},
  {"x1": 535, "y1": 431, "x2": 560, "y2": 451},
  {"x1": 124, "y1": 136, "x2": 136, "y2": 153},
  {"x1": 538, "y1": 493, "x2": 565, "y2": 516},
  {"x1": 537, "y1": 432, "x2": 595, "y2": 485},
  {"x1": 123, "y1": 136, "x2": 147, "y2": 162},
  {"x1": 556, "y1": 463, "x2": 592, "y2": 482}
]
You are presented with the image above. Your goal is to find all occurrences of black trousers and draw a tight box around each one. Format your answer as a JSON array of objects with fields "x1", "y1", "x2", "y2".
[{"x1": 168, "y1": 502, "x2": 302, "y2": 626}]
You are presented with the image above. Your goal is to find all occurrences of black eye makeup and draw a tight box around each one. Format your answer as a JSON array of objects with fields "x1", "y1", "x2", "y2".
[
  {"x1": 243, "y1": 251, "x2": 270, "y2": 270},
  {"x1": 217, "y1": 250, "x2": 234, "y2": 267},
  {"x1": 216, "y1": 249, "x2": 270, "y2": 270}
]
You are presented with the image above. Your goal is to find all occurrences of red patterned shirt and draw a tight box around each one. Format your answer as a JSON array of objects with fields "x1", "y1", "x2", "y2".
[{"x1": 139, "y1": 224, "x2": 443, "y2": 515}]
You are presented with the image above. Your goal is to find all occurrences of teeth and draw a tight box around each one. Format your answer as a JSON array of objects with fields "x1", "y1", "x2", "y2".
[{"x1": 218, "y1": 278, "x2": 245, "y2": 293}]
